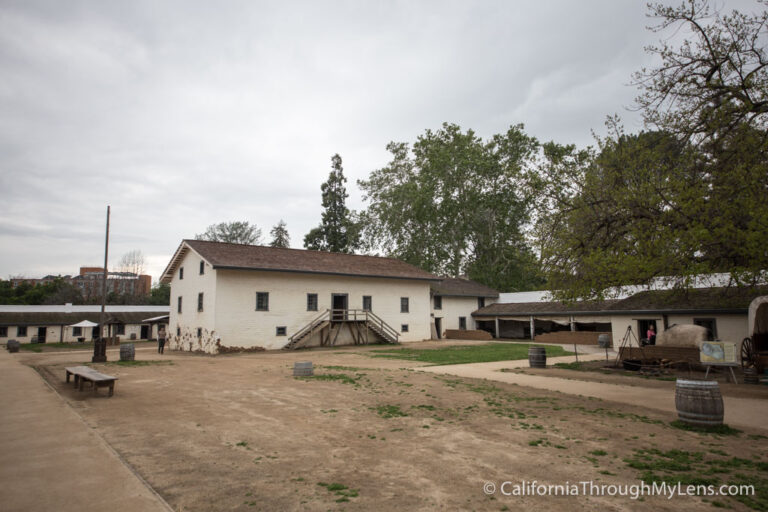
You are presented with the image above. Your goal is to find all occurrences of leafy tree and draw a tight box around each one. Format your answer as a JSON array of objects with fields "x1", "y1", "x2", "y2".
[
  {"x1": 148, "y1": 282, "x2": 171, "y2": 305},
  {"x1": 304, "y1": 154, "x2": 360, "y2": 253},
  {"x1": 359, "y1": 123, "x2": 544, "y2": 291},
  {"x1": 195, "y1": 221, "x2": 262, "y2": 245},
  {"x1": 269, "y1": 219, "x2": 291, "y2": 248},
  {"x1": 0, "y1": 277, "x2": 84, "y2": 305}
]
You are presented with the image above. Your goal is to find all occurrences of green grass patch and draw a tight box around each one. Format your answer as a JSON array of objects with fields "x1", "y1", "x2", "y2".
[
  {"x1": 298, "y1": 373, "x2": 358, "y2": 385},
  {"x1": 373, "y1": 405, "x2": 408, "y2": 418},
  {"x1": 590, "y1": 450, "x2": 608, "y2": 456},
  {"x1": 670, "y1": 421, "x2": 741, "y2": 436},
  {"x1": 317, "y1": 482, "x2": 359, "y2": 501},
  {"x1": 369, "y1": 343, "x2": 572, "y2": 366}
]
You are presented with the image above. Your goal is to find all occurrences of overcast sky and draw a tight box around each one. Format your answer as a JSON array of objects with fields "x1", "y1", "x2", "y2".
[{"x1": 0, "y1": 0, "x2": 745, "y2": 283}]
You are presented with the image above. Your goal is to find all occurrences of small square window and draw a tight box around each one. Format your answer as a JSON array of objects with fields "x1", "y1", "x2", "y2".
[
  {"x1": 400, "y1": 297, "x2": 409, "y2": 313},
  {"x1": 276, "y1": 326, "x2": 287, "y2": 336},
  {"x1": 459, "y1": 317, "x2": 467, "y2": 330},
  {"x1": 199, "y1": 261, "x2": 205, "y2": 275},
  {"x1": 116, "y1": 324, "x2": 125, "y2": 335},
  {"x1": 256, "y1": 292, "x2": 269, "y2": 311},
  {"x1": 401, "y1": 324, "x2": 409, "y2": 333},
  {"x1": 178, "y1": 296, "x2": 183, "y2": 313},
  {"x1": 307, "y1": 293, "x2": 318, "y2": 311},
  {"x1": 179, "y1": 267, "x2": 184, "y2": 280},
  {"x1": 363, "y1": 295, "x2": 372, "y2": 311},
  {"x1": 197, "y1": 328, "x2": 202, "y2": 338},
  {"x1": 17, "y1": 326, "x2": 27, "y2": 336},
  {"x1": 198, "y1": 292, "x2": 204, "y2": 312},
  {"x1": 72, "y1": 327, "x2": 82, "y2": 337},
  {"x1": 0, "y1": 326, "x2": 7, "y2": 337},
  {"x1": 434, "y1": 295, "x2": 442, "y2": 310}
]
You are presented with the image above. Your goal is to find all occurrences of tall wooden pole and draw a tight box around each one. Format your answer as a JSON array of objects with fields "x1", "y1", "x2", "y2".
[{"x1": 93, "y1": 206, "x2": 110, "y2": 363}]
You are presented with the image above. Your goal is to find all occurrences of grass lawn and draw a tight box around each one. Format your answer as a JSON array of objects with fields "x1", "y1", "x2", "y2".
[{"x1": 368, "y1": 343, "x2": 573, "y2": 365}]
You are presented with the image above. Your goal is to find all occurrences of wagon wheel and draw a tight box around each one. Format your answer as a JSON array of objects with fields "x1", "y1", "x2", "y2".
[{"x1": 741, "y1": 337, "x2": 757, "y2": 368}]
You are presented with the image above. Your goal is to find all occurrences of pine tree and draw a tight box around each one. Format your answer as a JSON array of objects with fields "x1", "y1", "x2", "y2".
[
  {"x1": 269, "y1": 219, "x2": 290, "y2": 248},
  {"x1": 304, "y1": 154, "x2": 360, "y2": 253}
]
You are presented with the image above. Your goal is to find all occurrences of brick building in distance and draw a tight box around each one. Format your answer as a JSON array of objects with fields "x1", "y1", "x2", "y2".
[{"x1": 10, "y1": 267, "x2": 152, "y2": 298}]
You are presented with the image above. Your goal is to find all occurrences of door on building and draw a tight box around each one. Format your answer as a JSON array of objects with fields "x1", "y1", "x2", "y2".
[
  {"x1": 331, "y1": 294, "x2": 348, "y2": 322},
  {"x1": 37, "y1": 327, "x2": 47, "y2": 343},
  {"x1": 637, "y1": 319, "x2": 658, "y2": 345},
  {"x1": 434, "y1": 318, "x2": 442, "y2": 339},
  {"x1": 140, "y1": 325, "x2": 149, "y2": 340}
]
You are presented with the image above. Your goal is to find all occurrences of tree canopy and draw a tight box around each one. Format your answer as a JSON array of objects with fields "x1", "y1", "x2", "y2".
[
  {"x1": 304, "y1": 154, "x2": 361, "y2": 253},
  {"x1": 269, "y1": 219, "x2": 291, "y2": 248},
  {"x1": 359, "y1": 123, "x2": 544, "y2": 291},
  {"x1": 195, "y1": 221, "x2": 263, "y2": 245}
]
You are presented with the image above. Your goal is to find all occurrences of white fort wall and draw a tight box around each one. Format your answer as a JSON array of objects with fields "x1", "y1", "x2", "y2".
[
  {"x1": 213, "y1": 269, "x2": 432, "y2": 350},
  {"x1": 168, "y1": 248, "x2": 219, "y2": 352},
  {"x1": 431, "y1": 296, "x2": 495, "y2": 334}
]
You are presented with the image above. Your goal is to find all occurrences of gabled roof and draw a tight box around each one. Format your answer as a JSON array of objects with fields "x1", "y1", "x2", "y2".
[
  {"x1": 431, "y1": 277, "x2": 499, "y2": 298},
  {"x1": 160, "y1": 240, "x2": 439, "y2": 283}
]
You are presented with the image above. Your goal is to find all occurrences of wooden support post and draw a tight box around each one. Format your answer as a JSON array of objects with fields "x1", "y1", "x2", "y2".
[
  {"x1": 530, "y1": 316, "x2": 535, "y2": 340},
  {"x1": 495, "y1": 318, "x2": 500, "y2": 339}
]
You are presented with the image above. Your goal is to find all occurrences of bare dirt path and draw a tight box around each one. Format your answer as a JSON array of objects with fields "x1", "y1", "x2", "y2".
[
  {"x1": 0, "y1": 349, "x2": 172, "y2": 512},
  {"x1": 12, "y1": 343, "x2": 767, "y2": 511}
]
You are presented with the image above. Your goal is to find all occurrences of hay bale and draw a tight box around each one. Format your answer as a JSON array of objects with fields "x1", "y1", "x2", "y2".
[{"x1": 655, "y1": 324, "x2": 707, "y2": 348}]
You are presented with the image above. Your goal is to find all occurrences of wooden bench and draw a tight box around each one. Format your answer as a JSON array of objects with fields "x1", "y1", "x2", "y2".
[{"x1": 65, "y1": 366, "x2": 118, "y2": 397}]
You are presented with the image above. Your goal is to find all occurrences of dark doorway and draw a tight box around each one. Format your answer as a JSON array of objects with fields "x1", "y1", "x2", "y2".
[
  {"x1": 140, "y1": 325, "x2": 150, "y2": 340},
  {"x1": 92, "y1": 327, "x2": 100, "y2": 340},
  {"x1": 37, "y1": 327, "x2": 47, "y2": 343},
  {"x1": 434, "y1": 318, "x2": 442, "y2": 339},
  {"x1": 331, "y1": 294, "x2": 348, "y2": 322},
  {"x1": 637, "y1": 319, "x2": 658, "y2": 345}
]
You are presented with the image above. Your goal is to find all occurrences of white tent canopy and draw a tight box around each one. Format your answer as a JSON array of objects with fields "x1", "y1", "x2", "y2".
[{"x1": 68, "y1": 320, "x2": 99, "y2": 328}]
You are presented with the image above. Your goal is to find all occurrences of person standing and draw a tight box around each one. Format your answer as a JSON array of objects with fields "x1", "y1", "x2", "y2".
[
  {"x1": 158, "y1": 327, "x2": 166, "y2": 354},
  {"x1": 647, "y1": 325, "x2": 656, "y2": 345}
]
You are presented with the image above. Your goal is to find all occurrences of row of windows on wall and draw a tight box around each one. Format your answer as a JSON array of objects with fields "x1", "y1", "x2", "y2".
[
  {"x1": 256, "y1": 293, "x2": 410, "y2": 313},
  {"x1": 0, "y1": 325, "x2": 126, "y2": 337},
  {"x1": 433, "y1": 296, "x2": 486, "y2": 310},
  {"x1": 177, "y1": 293, "x2": 205, "y2": 314},
  {"x1": 178, "y1": 261, "x2": 205, "y2": 280}
]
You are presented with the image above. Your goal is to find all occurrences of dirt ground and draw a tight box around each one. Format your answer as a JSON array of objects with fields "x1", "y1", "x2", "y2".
[{"x1": 24, "y1": 343, "x2": 768, "y2": 511}]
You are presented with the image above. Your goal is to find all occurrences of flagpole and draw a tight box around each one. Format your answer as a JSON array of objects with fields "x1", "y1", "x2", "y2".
[{"x1": 93, "y1": 206, "x2": 110, "y2": 363}]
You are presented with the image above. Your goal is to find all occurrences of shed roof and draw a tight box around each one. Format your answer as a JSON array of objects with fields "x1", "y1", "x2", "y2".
[
  {"x1": 160, "y1": 240, "x2": 439, "y2": 283},
  {"x1": 473, "y1": 286, "x2": 767, "y2": 317},
  {"x1": 431, "y1": 277, "x2": 499, "y2": 298},
  {"x1": 0, "y1": 311, "x2": 165, "y2": 326}
]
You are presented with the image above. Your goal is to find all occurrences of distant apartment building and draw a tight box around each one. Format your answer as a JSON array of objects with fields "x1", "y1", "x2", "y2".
[{"x1": 9, "y1": 267, "x2": 152, "y2": 298}]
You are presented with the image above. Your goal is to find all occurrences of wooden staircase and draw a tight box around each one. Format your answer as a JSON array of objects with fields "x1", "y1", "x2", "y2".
[{"x1": 284, "y1": 309, "x2": 399, "y2": 350}]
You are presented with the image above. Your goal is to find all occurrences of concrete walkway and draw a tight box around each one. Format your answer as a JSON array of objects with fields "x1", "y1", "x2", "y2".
[
  {"x1": 0, "y1": 349, "x2": 172, "y2": 512},
  {"x1": 419, "y1": 354, "x2": 768, "y2": 432}
]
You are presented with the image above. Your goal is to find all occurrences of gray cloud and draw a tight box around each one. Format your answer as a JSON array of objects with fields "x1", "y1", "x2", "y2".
[{"x1": 2, "y1": 0, "x2": 739, "y2": 281}]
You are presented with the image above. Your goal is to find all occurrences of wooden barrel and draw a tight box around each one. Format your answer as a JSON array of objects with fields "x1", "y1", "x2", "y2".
[
  {"x1": 743, "y1": 368, "x2": 759, "y2": 385},
  {"x1": 293, "y1": 361, "x2": 313, "y2": 376},
  {"x1": 675, "y1": 379, "x2": 723, "y2": 427},
  {"x1": 119, "y1": 343, "x2": 135, "y2": 362},
  {"x1": 6, "y1": 340, "x2": 19, "y2": 353},
  {"x1": 528, "y1": 346, "x2": 546, "y2": 368},
  {"x1": 598, "y1": 334, "x2": 611, "y2": 349}
]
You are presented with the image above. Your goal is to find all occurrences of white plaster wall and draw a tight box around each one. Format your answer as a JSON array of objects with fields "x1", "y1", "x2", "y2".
[
  {"x1": 666, "y1": 314, "x2": 747, "y2": 342},
  {"x1": 4, "y1": 324, "x2": 150, "y2": 343},
  {"x1": 214, "y1": 270, "x2": 432, "y2": 350},
  {"x1": 431, "y1": 297, "x2": 481, "y2": 332},
  {"x1": 167, "y1": 248, "x2": 218, "y2": 353}
]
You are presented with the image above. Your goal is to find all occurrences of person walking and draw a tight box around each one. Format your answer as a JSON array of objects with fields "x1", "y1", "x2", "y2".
[{"x1": 158, "y1": 327, "x2": 166, "y2": 354}]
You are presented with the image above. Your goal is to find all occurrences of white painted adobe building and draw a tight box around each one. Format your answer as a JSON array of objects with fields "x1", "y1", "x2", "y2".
[{"x1": 161, "y1": 240, "x2": 446, "y2": 352}]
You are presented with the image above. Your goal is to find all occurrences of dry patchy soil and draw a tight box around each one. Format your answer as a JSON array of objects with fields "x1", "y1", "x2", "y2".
[{"x1": 29, "y1": 345, "x2": 768, "y2": 512}]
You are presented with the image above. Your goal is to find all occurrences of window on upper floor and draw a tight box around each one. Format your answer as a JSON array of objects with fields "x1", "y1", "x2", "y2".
[
  {"x1": 178, "y1": 296, "x2": 182, "y2": 313},
  {"x1": 256, "y1": 292, "x2": 269, "y2": 311},
  {"x1": 363, "y1": 296, "x2": 372, "y2": 312},
  {"x1": 401, "y1": 297, "x2": 409, "y2": 313},
  {"x1": 198, "y1": 292, "x2": 204, "y2": 312},
  {"x1": 179, "y1": 267, "x2": 184, "y2": 280},
  {"x1": 307, "y1": 293, "x2": 318, "y2": 311},
  {"x1": 199, "y1": 261, "x2": 205, "y2": 275},
  {"x1": 434, "y1": 295, "x2": 442, "y2": 310},
  {"x1": 478, "y1": 297, "x2": 485, "y2": 309}
]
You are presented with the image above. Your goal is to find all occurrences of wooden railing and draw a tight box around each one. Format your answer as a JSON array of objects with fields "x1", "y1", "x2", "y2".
[{"x1": 286, "y1": 309, "x2": 399, "y2": 347}]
